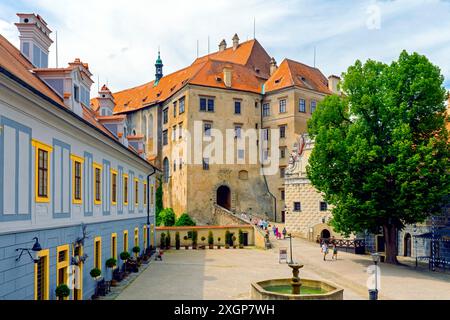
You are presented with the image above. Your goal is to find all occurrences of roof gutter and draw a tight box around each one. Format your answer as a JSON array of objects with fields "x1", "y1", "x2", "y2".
[{"x1": 0, "y1": 66, "x2": 158, "y2": 171}]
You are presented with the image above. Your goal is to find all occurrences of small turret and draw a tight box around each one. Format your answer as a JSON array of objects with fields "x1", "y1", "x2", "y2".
[{"x1": 155, "y1": 49, "x2": 163, "y2": 84}]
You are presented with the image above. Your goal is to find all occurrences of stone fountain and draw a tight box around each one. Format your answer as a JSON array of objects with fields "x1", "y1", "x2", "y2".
[
  {"x1": 288, "y1": 263, "x2": 303, "y2": 294},
  {"x1": 251, "y1": 261, "x2": 343, "y2": 300}
]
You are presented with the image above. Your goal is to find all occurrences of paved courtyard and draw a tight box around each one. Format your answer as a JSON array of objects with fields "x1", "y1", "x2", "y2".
[{"x1": 117, "y1": 234, "x2": 450, "y2": 300}]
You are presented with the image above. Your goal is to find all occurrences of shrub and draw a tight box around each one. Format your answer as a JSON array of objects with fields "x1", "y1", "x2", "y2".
[
  {"x1": 183, "y1": 235, "x2": 188, "y2": 241},
  {"x1": 55, "y1": 284, "x2": 70, "y2": 300},
  {"x1": 90, "y1": 268, "x2": 101, "y2": 279},
  {"x1": 165, "y1": 231, "x2": 171, "y2": 248},
  {"x1": 175, "y1": 232, "x2": 180, "y2": 249},
  {"x1": 217, "y1": 237, "x2": 221, "y2": 244},
  {"x1": 238, "y1": 229, "x2": 244, "y2": 245},
  {"x1": 160, "y1": 233, "x2": 166, "y2": 248},
  {"x1": 192, "y1": 230, "x2": 198, "y2": 246},
  {"x1": 119, "y1": 251, "x2": 130, "y2": 261},
  {"x1": 208, "y1": 231, "x2": 214, "y2": 245},
  {"x1": 225, "y1": 230, "x2": 231, "y2": 246},
  {"x1": 155, "y1": 180, "x2": 163, "y2": 225},
  {"x1": 175, "y1": 213, "x2": 196, "y2": 226},
  {"x1": 232, "y1": 236, "x2": 237, "y2": 245},
  {"x1": 201, "y1": 236, "x2": 206, "y2": 244},
  {"x1": 105, "y1": 258, "x2": 117, "y2": 268},
  {"x1": 160, "y1": 208, "x2": 176, "y2": 226},
  {"x1": 132, "y1": 246, "x2": 140, "y2": 254}
]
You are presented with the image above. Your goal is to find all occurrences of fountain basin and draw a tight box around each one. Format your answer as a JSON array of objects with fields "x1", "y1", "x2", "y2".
[{"x1": 251, "y1": 278, "x2": 344, "y2": 300}]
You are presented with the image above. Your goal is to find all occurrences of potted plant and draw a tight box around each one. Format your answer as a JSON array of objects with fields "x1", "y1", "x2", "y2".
[
  {"x1": 175, "y1": 232, "x2": 181, "y2": 250},
  {"x1": 165, "y1": 231, "x2": 171, "y2": 250},
  {"x1": 217, "y1": 237, "x2": 221, "y2": 249},
  {"x1": 200, "y1": 236, "x2": 206, "y2": 249},
  {"x1": 183, "y1": 235, "x2": 189, "y2": 250},
  {"x1": 225, "y1": 231, "x2": 231, "y2": 249},
  {"x1": 90, "y1": 268, "x2": 101, "y2": 299},
  {"x1": 160, "y1": 233, "x2": 166, "y2": 249},
  {"x1": 232, "y1": 236, "x2": 237, "y2": 249},
  {"x1": 105, "y1": 258, "x2": 117, "y2": 286},
  {"x1": 208, "y1": 231, "x2": 214, "y2": 249},
  {"x1": 132, "y1": 246, "x2": 141, "y2": 266},
  {"x1": 238, "y1": 229, "x2": 244, "y2": 249},
  {"x1": 120, "y1": 251, "x2": 130, "y2": 274},
  {"x1": 55, "y1": 284, "x2": 70, "y2": 301},
  {"x1": 192, "y1": 230, "x2": 198, "y2": 250}
]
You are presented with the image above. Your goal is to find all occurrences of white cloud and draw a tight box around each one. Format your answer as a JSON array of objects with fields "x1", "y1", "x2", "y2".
[{"x1": 1, "y1": 0, "x2": 449, "y2": 92}]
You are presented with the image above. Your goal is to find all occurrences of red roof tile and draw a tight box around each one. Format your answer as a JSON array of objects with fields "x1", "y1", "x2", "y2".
[{"x1": 265, "y1": 59, "x2": 331, "y2": 94}]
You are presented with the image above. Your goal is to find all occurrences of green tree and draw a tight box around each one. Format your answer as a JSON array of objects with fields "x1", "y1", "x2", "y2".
[
  {"x1": 159, "y1": 208, "x2": 176, "y2": 226},
  {"x1": 175, "y1": 213, "x2": 197, "y2": 226},
  {"x1": 307, "y1": 51, "x2": 449, "y2": 264},
  {"x1": 155, "y1": 179, "x2": 163, "y2": 226}
]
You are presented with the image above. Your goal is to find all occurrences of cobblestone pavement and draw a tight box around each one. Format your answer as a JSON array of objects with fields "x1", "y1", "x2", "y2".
[{"x1": 116, "y1": 233, "x2": 450, "y2": 300}]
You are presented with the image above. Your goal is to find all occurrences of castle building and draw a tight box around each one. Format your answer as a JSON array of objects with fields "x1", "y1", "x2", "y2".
[
  {"x1": 283, "y1": 135, "x2": 344, "y2": 241},
  {"x1": 0, "y1": 13, "x2": 158, "y2": 300},
  {"x1": 91, "y1": 35, "x2": 340, "y2": 224}
]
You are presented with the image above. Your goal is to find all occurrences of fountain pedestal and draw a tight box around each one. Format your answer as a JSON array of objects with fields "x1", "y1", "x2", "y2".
[{"x1": 288, "y1": 263, "x2": 304, "y2": 295}]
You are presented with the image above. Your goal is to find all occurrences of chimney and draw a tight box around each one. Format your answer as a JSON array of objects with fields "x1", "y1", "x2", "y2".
[
  {"x1": 327, "y1": 75, "x2": 341, "y2": 94},
  {"x1": 269, "y1": 57, "x2": 278, "y2": 76},
  {"x1": 15, "y1": 13, "x2": 53, "y2": 68},
  {"x1": 232, "y1": 33, "x2": 239, "y2": 51},
  {"x1": 223, "y1": 67, "x2": 232, "y2": 88},
  {"x1": 219, "y1": 39, "x2": 227, "y2": 52}
]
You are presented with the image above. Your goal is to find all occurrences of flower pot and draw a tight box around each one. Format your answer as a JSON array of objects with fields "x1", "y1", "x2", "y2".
[
  {"x1": 239, "y1": 245, "x2": 244, "y2": 249},
  {"x1": 233, "y1": 245, "x2": 237, "y2": 249},
  {"x1": 192, "y1": 244, "x2": 197, "y2": 250},
  {"x1": 217, "y1": 245, "x2": 221, "y2": 249},
  {"x1": 185, "y1": 246, "x2": 189, "y2": 250},
  {"x1": 225, "y1": 245, "x2": 230, "y2": 249},
  {"x1": 209, "y1": 245, "x2": 214, "y2": 249}
]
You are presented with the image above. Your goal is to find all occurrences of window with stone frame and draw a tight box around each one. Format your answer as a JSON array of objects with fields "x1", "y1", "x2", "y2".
[
  {"x1": 163, "y1": 130, "x2": 168, "y2": 145},
  {"x1": 299, "y1": 98, "x2": 306, "y2": 113},
  {"x1": 320, "y1": 202, "x2": 328, "y2": 211},
  {"x1": 163, "y1": 108, "x2": 168, "y2": 124},
  {"x1": 279, "y1": 99, "x2": 287, "y2": 113},
  {"x1": 293, "y1": 202, "x2": 301, "y2": 212},
  {"x1": 202, "y1": 158, "x2": 210, "y2": 170},
  {"x1": 279, "y1": 125, "x2": 286, "y2": 139},
  {"x1": 263, "y1": 103, "x2": 270, "y2": 117}
]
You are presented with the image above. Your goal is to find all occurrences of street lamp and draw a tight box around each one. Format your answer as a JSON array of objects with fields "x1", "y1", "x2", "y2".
[
  {"x1": 16, "y1": 237, "x2": 42, "y2": 263},
  {"x1": 286, "y1": 233, "x2": 294, "y2": 264},
  {"x1": 369, "y1": 252, "x2": 380, "y2": 300}
]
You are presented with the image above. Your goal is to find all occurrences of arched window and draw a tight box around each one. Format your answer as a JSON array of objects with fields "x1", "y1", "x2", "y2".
[
  {"x1": 163, "y1": 157, "x2": 170, "y2": 183},
  {"x1": 148, "y1": 114, "x2": 154, "y2": 139},
  {"x1": 142, "y1": 115, "x2": 148, "y2": 140}
]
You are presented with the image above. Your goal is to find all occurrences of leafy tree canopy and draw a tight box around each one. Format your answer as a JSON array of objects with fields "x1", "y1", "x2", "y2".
[
  {"x1": 307, "y1": 51, "x2": 449, "y2": 263},
  {"x1": 175, "y1": 213, "x2": 197, "y2": 226}
]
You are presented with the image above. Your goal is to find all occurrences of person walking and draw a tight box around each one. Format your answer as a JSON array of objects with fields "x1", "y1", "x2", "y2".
[
  {"x1": 275, "y1": 226, "x2": 279, "y2": 240},
  {"x1": 321, "y1": 242, "x2": 329, "y2": 261},
  {"x1": 272, "y1": 225, "x2": 277, "y2": 237},
  {"x1": 332, "y1": 245, "x2": 338, "y2": 260},
  {"x1": 282, "y1": 227, "x2": 287, "y2": 239}
]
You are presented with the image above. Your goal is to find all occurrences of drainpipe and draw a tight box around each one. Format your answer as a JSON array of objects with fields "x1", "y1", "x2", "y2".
[
  {"x1": 259, "y1": 91, "x2": 277, "y2": 222},
  {"x1": 146, "y1": 166, "x2": 158, "y2": 252}
]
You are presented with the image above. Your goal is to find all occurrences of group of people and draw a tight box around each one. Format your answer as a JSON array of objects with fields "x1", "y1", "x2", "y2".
[
  {"x1": 321, "y1": 241, "x2": 338, "y2": 261},
  {"x1": 272, "y1": 225, "x2": 287, "y2": 240}
]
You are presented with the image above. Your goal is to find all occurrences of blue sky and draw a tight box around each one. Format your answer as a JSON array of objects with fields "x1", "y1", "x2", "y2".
[{"x1": 1, "y1": 0, "x2": 449, "y2": 92}]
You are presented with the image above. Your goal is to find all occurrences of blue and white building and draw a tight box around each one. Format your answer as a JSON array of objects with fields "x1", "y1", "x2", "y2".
[{"x1": 0, "y1": 13, "x2": 158, "y2": 300}]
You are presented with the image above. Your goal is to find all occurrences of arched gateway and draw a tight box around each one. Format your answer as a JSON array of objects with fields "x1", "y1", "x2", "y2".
[{"x1": 216, "y1": 185, "x2": 231, "y2": 210}]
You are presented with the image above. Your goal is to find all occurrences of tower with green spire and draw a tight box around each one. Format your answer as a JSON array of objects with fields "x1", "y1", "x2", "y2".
[{"x1": 154, "y1": 49, "x2": 163, "y2": 85}]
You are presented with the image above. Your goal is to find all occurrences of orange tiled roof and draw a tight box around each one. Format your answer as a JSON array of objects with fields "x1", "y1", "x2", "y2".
[
  {"x1": 0, "y1": 34, "x2": 65, "y2": 105},
  {"x1": 265, "y1": 58, "x2": 331, "y2": 94},
  {"x1": 91, "y1": 39, "x2": 331, "y2": 114},
  {"x1": 91, "y1": 39, "x2": 271, "y2": 114},
  {"x1": 193, "y1": 39, "x2": 272, "y2": 78},
  {"x1": 0, "y1": 34, "x2": 146, "y2": 161}
]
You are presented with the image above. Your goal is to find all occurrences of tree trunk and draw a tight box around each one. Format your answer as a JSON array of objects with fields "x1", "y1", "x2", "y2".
[{"x1": 383, "y1": 224, "x2": 399, "y2": 264}]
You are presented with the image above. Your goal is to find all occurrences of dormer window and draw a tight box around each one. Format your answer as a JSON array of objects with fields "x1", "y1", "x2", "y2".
[{"x1": 275, "y1": 78, "x2": 282, "y2": 84}]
